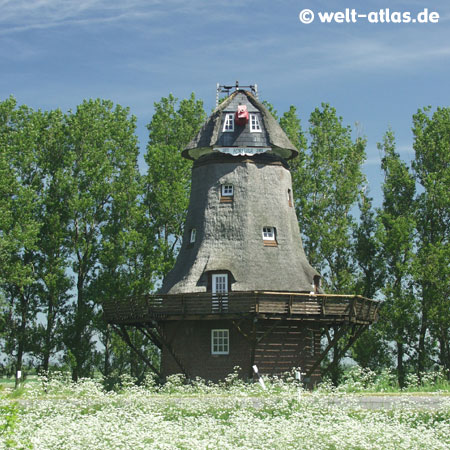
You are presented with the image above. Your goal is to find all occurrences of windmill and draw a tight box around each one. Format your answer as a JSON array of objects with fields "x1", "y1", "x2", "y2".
[{"x1": 104, "y1": 84, "x2": 379, "y2": 386}]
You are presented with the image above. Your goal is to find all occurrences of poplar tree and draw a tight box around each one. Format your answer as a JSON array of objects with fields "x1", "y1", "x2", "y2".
[
  {"x1": 63, "y1": 99, "x2": 140, "y2": 381},
  {"x1": 144, "y1": 93, "x2": 206, "y2": 279},
  {"x1": 0, "y1": 99, "x2": 42, "y2": 385},
  {"x1": 377, "y1": 129, "x2": 417, "y2": 386},
  {"x1": 412, "y1": 107, "x2": 450, "y2": 377},
  {"x1": 31, "y1": 109, "x2": 72, "y2": 372},
  {"x1": 282, "y1": 103, "x2": 366, "y2": 382},
  {"x1": 351, "y1": 191, "x2": 388, "y2": 370},
  {"x1": 294, "y1": 103, "x2": 366, "y2": 293}
]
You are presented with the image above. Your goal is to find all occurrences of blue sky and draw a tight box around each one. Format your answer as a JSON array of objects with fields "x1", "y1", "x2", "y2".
[{"x1": 1, "y1": 0, "x2": 449, "y2": 205}]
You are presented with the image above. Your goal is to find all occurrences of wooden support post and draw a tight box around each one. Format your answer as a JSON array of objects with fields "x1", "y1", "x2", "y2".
[
  {"x1": 137, "y1": 325, "x2": 162, "y2": 350},
  {"x1": 111, "y1": 324, "x2": 161, "y2": 378},
  {"x1": 305, "y1": 324, "x2": 348, "y2": 378},
  {"x1": 256, "y1": 320, "x2": 283, "y2": 345},
  {"x1": 231, "y1": 318, "x2": 252, "y2": 341},
  {"x1": 152, "y1": 322, "x2": 189, "y2": 378},
  {"x1": 334, "y1": 324, "x2": 368, "y2": 361}
]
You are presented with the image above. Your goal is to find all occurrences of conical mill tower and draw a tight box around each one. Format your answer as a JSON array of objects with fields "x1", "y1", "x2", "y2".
[
  {"x1": 161, "y1": 87, "x2": 321, "y2": 296},
  {"x1": 104, "y1": 84, "x2": 380, "y2": 385}
]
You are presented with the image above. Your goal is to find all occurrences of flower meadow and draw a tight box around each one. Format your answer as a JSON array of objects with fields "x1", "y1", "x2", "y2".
[{"x1": 1, "y1": 371, "x2": 449, "y2": 450}]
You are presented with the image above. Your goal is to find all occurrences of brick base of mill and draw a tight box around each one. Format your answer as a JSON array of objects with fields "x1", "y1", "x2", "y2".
[{"x1": 160, "y1": 319, "x2": 321, "y2": 385}]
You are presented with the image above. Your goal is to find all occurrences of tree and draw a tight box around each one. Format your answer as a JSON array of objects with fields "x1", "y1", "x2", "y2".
[
  {"x1": 412, "y1": 107, "x2": 450, "y2": 378},
  {"x1": 31, "y1": 109, "x2": 72, "y2": 372},
  {"x1": 143, "y1": 93, "x2": 206, "y2": 279},
  {"x1": 279, "y1": 105, "x2": 307, "y2": 153},
  {"x1": 294, "y1": 103, "x2": 366, "y2": 293},
  {"x1": 0, "y1": 99, "x2": 43, "y2": 385},
  {"x1": 63, "y1": 99, "x2": 140, "y2": 381},
  {"x1": 288, "y1": 103, "x2": 366, "y2": 383},
  {"x1": 351, "y1": 191, "x2": 388, "y2": 371},
  {"x1": 377, "y1": 129, "x2": 417, "y2": 386}
]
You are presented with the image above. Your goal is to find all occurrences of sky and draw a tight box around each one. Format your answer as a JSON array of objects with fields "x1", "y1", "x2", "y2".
[{"x1": 1, "y1": 0, "x2": 449, "y2": 206}]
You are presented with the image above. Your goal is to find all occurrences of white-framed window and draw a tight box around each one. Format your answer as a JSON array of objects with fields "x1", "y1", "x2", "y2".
[
  {"x1": 212, "y1": 273, "x2": 228, "y2": 295},
  {"x1": 190, "y1": 228, "x2": 196, "y2": 243},
  {"x1": 212, "y1": 273, "x2": 228, "y2": 312},
  {"x1": 287, "y1": 189, "x2": 293, "y2": 207},
  {"x1": 262, "y1": 226, "x2": 276, "y2": 240},
  {"x1": 211, "y1": 329, "x2": 229, "y2": 355},
  {"x1": 223, "y1": 113, "x2": 234, "y2": 132},
  {"x1": 250, "y1": 114, "x2": 261, "y2": 132},
  {"x1": 221, "y1": 184, "x2": 233, "y2": 197}
]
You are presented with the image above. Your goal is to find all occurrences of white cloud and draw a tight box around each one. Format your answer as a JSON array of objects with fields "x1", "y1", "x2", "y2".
[{"x1": 0, "y1": 0, "x2": 191, "y2": 33}]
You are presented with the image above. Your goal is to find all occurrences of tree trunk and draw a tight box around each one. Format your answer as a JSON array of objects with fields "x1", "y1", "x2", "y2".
[
  {"x1": 439, "y1": 329, "x2": 450, "y2": 380},
  {"x1": 396, "y1": 340, "x2": 405, "y2": 388},
  {"x1": 417, "y1": 291, "x2": 429, "y2": 381},
  {"x1": 42, "y1": 292, "x2": 55, "y2": 373},
  {"x1": 15, "y1": 293, "x2": 28, "y2": 389},
  {"x1": 330, "y1": 326, "x2": 341, "y2": 385},
  {"x1": 104, "y1": 326, "x2": 111, "y2": 377},
  {"x1": 72, "y1": 271, "x2": 84, "y2": 382}
]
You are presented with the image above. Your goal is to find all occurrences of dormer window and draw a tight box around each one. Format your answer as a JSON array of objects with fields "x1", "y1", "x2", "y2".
[
  {"x1": 223, "y1": 113, "x2": 234, "y2": 132},
  {"x1": 190, "y1": 228, "x2": 196, "y2": 244},
  {"x1": 262, "y1": 226, "x2": 277, "y2": 246},
  {"x1": 250, "y1": 114, "x2": 261, "y2": 132}
]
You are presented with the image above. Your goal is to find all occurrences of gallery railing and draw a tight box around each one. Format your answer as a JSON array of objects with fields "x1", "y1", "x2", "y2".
[{"x1": 103, "y1": 291, "x2": 380, "y2": 325}]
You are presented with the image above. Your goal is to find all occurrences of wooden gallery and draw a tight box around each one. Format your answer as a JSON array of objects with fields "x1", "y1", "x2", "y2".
[{"x1": 104, "y1": 84, "x2": 379, "y2": 386}]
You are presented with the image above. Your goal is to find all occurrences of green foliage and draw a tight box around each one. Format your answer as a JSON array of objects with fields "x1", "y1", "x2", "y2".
[
  {"x1": 377, "y1": 128, "x2": 417, "y2": 386},
  {"x1": 285, "y1": 104, "x2": 367, "y2": 383},
  {"x1": 261, "y1": 100, "x2": 278, "y2": 121},
  {"x1": 144, "y1": 93, "x2": 205, "y2": 278},
  {"x1": 62, "y1": 99, "x2": 141, "y2": 381},
  {"x1": 279, "y1": 105, "x2": 307, "y2": 153},
  {"x1": 332, "y1": 365, "x2": 450, "y2": 393},
  {"x1": 0, "y1": 402, "x2": 19, "y2": 448},
  {"x1": 412, "y1": 107, "x2": 450, "y2": 377},
  {"x1": 294, "y1": 103, "x2": 366, "y2": 294},
  {"x1": 1, "y1": 92, "x2": 449, "y2": 396}
]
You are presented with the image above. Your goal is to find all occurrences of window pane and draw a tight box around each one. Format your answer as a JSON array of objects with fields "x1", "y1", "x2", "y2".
[
  {"x1": 262, "y1": 227, "x2": 275, "y2": 240},
  {"x1": 222, "y1": 184, "x2": 233, "y2": 196},
  {"x1": 212, "y1": 329, "x2": 229, "y2": 354},
  {"x1": 223, "y1": 114, "x2": 234, "y2": 132}
]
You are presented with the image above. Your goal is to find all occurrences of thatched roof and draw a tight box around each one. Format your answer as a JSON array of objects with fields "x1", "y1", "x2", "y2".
[
  {"x1": 182, "y1": 90, "x2": 298, "y2": 161},
  {"x1": 161, "y1": 155, "x2": 320, "y2": 294}
]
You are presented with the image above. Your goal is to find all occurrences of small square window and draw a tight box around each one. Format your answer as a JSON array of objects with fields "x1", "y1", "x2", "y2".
[
  {"x1": 262, "y1": 227, "x2": 275, "y2": 240},
  {"x1": 250, "y1": 114, "x2": 261, "y2": 132},
  {"x1": 222, "y1": 185, "x2": 233, "y2": 196},
  {"x1": 211, "y1": 329, "x2": 229, "y2": 355},
  {"x1": 223, "y1": 113, "x2": 234, "y2": 132},
  {"x1": 190, "y1": 228, "x2": 196, "y2": 243},
  {"x1": 220, "y1": 184, "x2": 234, "y2": 203},
  {"x1": 262, "y1": 226, "x2": 277, "y2": 246}
]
